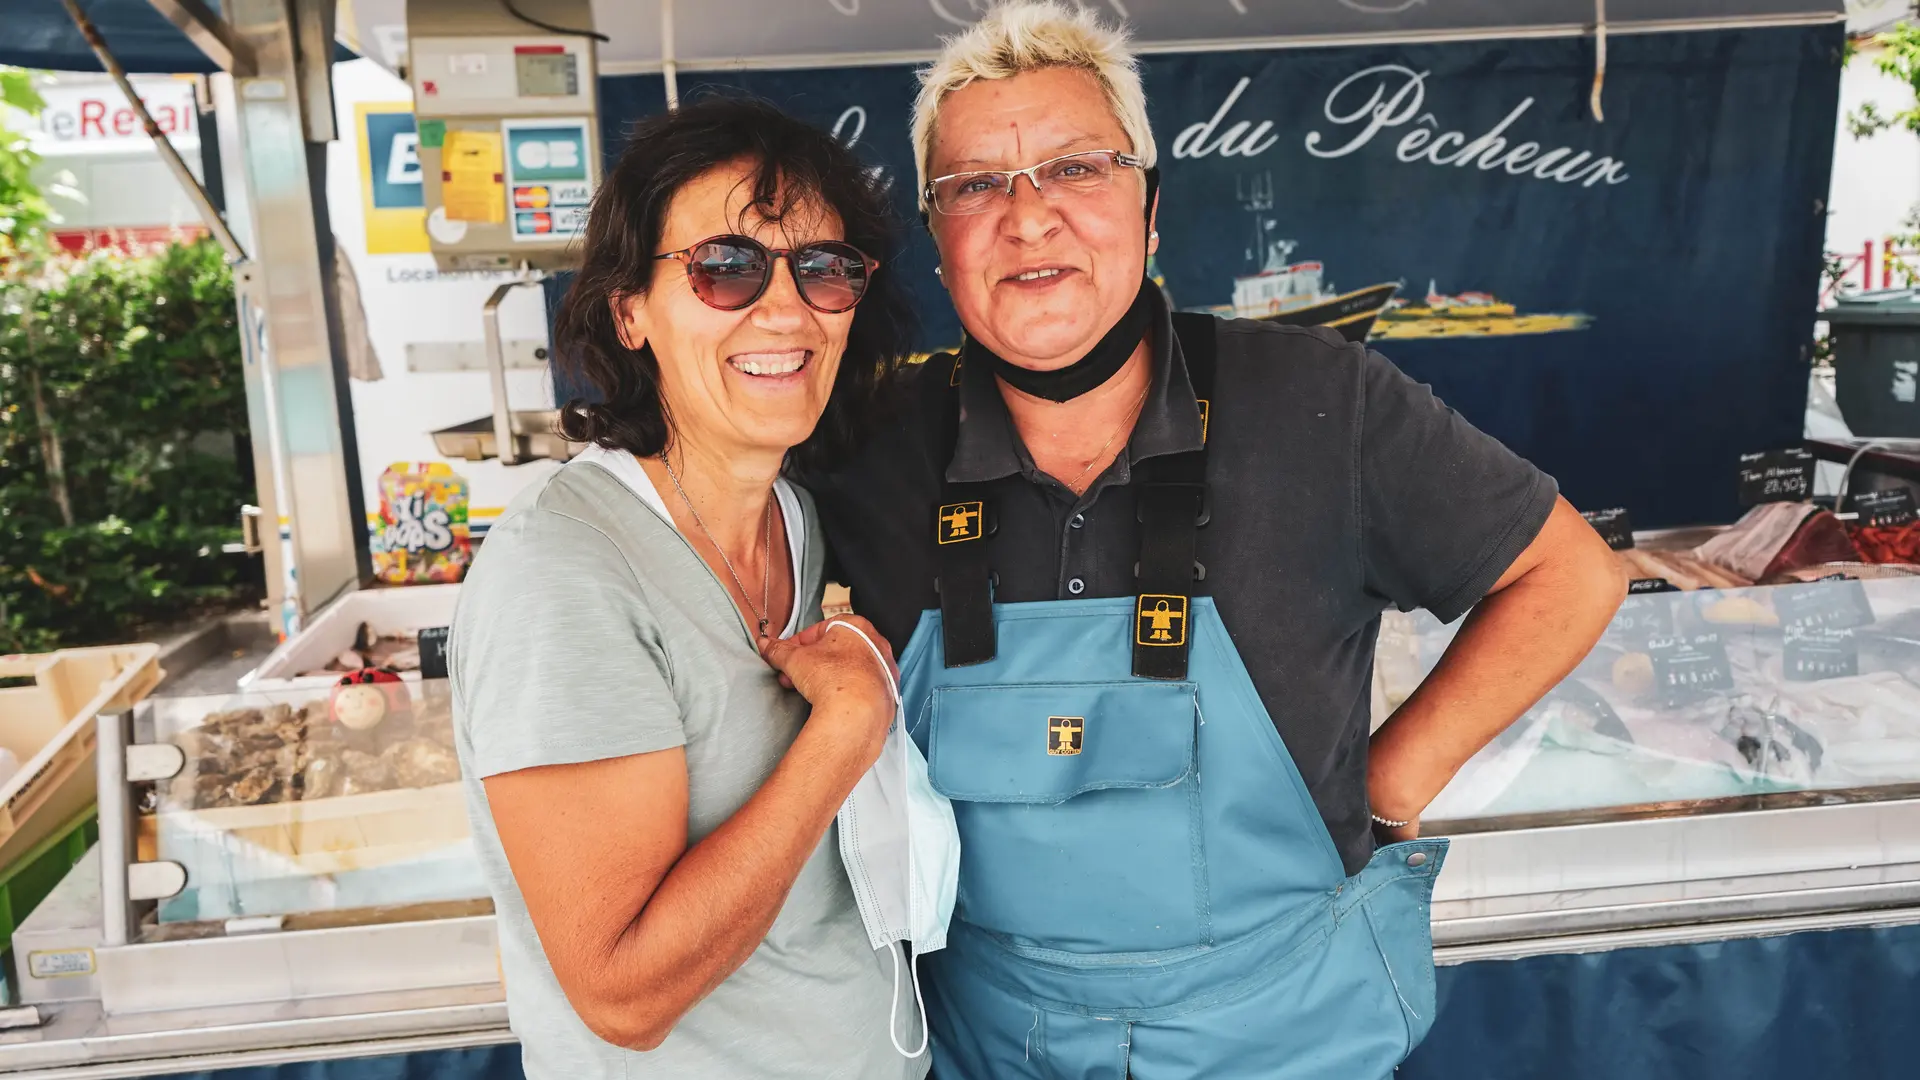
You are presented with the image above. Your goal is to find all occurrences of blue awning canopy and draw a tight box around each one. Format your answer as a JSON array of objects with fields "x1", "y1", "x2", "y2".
[
  {"x1": 1, "y1": 0, "x2": 225, "y2": 73},
  {"x1": 0, "y1": 0, "x2": 1847, "y2": 78},
  {"x1": 0, "y1": 0, "x2": 354, "y2": 75}
]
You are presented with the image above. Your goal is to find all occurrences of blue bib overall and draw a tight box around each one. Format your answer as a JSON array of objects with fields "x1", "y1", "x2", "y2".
[{"x1": 900, "y1": 315, "x2": 1447, "y2": 1080}]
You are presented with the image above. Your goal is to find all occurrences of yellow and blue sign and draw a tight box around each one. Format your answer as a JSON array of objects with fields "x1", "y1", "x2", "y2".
[{"x1": 356, "y1": 102, "x2": 427, "y2": 255}]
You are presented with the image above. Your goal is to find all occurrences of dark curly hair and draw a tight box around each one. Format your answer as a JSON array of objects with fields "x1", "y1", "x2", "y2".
[{"x1": 553, "y1": 96, "x2": 915, "y2": 474}]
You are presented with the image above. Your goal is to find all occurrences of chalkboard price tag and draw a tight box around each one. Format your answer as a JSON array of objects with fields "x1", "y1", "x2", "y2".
[
  {"x1": 1772, "y1": 579, "x2": 1874, "y2": 631},
  {"x1": 1784, "y1": 625, "x2": 1859, "y2": 682},
  {"x1": 1848, "y1": 488, "x2": 1917, "y2": 528},
  {"x1": 1583, "y1": 508, "x2": 1635, "y2": 550},
  {"x1": 417, "y1": 626, "x2": 451, "y2": 680},
  {"x1": 1737, "y1": 448, "x2": 1815, "y2": 507},
  {"x1": 1648, "y1": 633, "x2": 1734, "y2": 699},
  {"x1": 1611, "y1": 593, "x2": 1677, "y2": 644},
  {"x1": 1628, "y1": 578, "x2": 1679, "y2": 594}
]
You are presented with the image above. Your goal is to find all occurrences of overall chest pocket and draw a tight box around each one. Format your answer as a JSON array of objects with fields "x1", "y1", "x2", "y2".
[{"x1": 926, "y1": 681, "x2": 1209, "y2": 955}]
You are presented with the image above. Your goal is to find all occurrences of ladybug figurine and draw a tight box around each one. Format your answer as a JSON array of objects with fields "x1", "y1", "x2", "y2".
[{"x1": 330, "y1": 669, "x2": 414, "y2": 748}]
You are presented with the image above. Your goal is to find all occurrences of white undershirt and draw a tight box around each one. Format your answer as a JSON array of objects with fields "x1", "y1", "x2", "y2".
[{"x1": 573, "y1": 443, "x2": 806, "y2": 638}]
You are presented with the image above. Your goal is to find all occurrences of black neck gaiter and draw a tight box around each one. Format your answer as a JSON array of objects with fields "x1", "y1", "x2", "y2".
[{"x1": 965, "y1": 278, "x2": 1154, "y2": 403}]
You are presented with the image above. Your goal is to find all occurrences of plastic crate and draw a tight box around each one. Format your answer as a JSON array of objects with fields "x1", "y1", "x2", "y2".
[
  {"x1": 243, "y1": 584, "x2": 460, "y2": 691},
  {"x1": 0, "y1": 806, "x2": 96, "y2": 1005},
  {"x1": 0, "y1": 644, "x2": 161, "y2": 872}
]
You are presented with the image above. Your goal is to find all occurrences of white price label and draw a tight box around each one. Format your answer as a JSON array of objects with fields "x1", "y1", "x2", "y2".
[{"x1": 28, "y1": 949, "x2": 95, "y2": 979}]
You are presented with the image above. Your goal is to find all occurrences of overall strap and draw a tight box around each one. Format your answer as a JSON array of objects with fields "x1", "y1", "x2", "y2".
[
  {"x1": 935, "y1": 354, "x2": 998, "y2": 666},
  {"x1": 1131, "y1": 312, "x2": 1218, "y2": 681},
  {"x1": 933, "y1": 314, "x2": 1220, "y2": 674}
]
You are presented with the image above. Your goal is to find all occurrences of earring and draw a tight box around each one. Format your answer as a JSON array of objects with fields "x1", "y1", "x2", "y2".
[
  {"x1": 934, "y1": 265, "x2": 942, "y2": 278},
  {"x1": 1150, "y1": 231, "x2": 1159, "y2": 241}
]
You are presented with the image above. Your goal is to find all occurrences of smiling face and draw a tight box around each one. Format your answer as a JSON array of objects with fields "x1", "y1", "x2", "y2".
[
  {"x1": 927, "y1": 66, "x2": 1154, "y2": 370},
  {"x1": 614, "y1": 159, "x2": 852, "y2": 463}
]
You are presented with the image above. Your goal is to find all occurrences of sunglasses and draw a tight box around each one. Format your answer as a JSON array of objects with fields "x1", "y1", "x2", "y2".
[{"x1": 653, "y1": 234, "x2": 880, "y2": 314}]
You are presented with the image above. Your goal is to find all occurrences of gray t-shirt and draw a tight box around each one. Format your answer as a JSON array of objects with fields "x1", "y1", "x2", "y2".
[{"x1": 449, "y1": 452, "x2": 924, "y2": 1080}]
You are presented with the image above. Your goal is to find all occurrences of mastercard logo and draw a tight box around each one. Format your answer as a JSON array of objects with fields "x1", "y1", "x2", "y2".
[{"x1": 513, "y1": 186, "x2": 552, "y2": 209}]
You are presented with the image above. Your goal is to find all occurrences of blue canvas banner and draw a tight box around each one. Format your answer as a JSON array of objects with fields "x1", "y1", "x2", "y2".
[{"x1": 591, "y1": 24, "x2": 1841, "y2": 527}]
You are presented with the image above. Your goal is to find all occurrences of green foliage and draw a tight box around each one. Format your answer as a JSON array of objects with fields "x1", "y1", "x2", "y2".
[
  {"x1": 1848, "y1": 24, "x2": 1920, "y2": 138},
  {"x1": 0, "y1": 68, "x2": 51, "y2": 256},
  {"x1": 1, "y1": 239, "x2": 258, "y2": 652}
]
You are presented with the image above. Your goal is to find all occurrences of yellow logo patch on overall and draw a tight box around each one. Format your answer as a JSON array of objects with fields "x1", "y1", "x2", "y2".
[
  {"x1": 1137, "y1": 595, "x2": 1189, "y2": 647},
  {"x1": 1048, "y1": 716, "x2": 1084, "y2": 756},
  {"x1": 937, "y1": 501, "x2": 984, "y2": 544}
]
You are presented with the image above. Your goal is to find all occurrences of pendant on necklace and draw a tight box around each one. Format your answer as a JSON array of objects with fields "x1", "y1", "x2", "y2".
[{"x1": 758, "y1": 617, "x2": 770, "y2": 638}]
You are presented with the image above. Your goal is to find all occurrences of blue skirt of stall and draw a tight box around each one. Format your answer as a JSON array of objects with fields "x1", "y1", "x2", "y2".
[
  {"x1": 1400, "y1": 922, "x2": 1920, "y2": 1080},
  {"x1": 146, "y1": 923, "x2": 1920, "y2": 1080}
]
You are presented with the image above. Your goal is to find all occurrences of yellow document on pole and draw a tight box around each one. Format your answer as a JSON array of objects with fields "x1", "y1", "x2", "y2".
[{"x1": 440, "y1": 129, "x2": 506, "y2": 223}]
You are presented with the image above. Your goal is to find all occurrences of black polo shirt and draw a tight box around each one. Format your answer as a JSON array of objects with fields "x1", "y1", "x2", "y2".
[{"x1": 807, "y1": 289, "x2": 1556, "y2": 875}]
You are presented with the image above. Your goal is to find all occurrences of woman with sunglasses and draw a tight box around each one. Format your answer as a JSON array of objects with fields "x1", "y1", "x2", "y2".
[{"x1": 447, "y1": 97, "x2": 924, "y2": 1080}]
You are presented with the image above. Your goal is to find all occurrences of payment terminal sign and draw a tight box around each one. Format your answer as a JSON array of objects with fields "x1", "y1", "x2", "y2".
[{"x1": 503, "y1": 118, "x2": 592, "y2": 242}]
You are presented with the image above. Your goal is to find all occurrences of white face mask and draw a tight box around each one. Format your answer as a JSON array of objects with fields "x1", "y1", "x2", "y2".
[{"x1": 828, "y1": 621, "x2": 962, "y2": 1060}]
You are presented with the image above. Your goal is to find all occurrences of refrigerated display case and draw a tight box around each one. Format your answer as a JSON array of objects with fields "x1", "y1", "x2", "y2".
[
  {"x1": 0, "y1": 679, "x2": 508, "y2": 1076},
  {"x1": 10, "y1": 535, "x2": 1920, "y2": 1078},
  {"x1": 1375, "y1": 546, "x2": 1920, "y2": 961}
]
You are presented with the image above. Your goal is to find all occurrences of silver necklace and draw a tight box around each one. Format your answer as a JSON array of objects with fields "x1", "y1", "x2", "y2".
[
  {"x1": 1072, "y1": 380, "x2": 1153, "y2": 488},
  {"x1": 662, "y1": 455, "x2": 774, "y2": 637}
]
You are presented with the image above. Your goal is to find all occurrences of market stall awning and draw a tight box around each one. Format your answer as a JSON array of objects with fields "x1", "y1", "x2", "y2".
[
  {"x1": 0, "y1": 1, "x2": 1844, "y2": 79},
  {"x1": 0, "y1": 0, "x2": 354, "y2": 74},
  {"x1": 0, "y1": 0, "x2": 227, "y2": 73},
  {"x1": 333, "y1": 0, "x2": 1845, "y2": 76}
]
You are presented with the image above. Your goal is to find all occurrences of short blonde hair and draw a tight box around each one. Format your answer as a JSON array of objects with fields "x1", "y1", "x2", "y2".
[{"x1": 910, "y1": 1, "x2": 1156, "y2": 211}]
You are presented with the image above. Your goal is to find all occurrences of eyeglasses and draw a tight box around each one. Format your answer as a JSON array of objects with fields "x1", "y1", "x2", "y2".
[
  {"x1": 652, "y1": 235, "x2": 880, "y2": 314},
  {"x1": 923, "y1": 150, "x2": 1145, "y2": 217}
]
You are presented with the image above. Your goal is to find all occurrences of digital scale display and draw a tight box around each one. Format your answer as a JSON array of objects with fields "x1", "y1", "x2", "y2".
[{"x1": 515, "y1": 48, "x2": 579, "y2": 98}]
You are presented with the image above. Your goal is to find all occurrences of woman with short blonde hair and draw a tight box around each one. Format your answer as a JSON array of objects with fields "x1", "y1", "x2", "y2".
[
  {"x1": 909, "y1": 1, "x2": 1156, "y2": 206},
  {"x1": 808, "y1": 3, "x2": 1624, "y2": 1078}
]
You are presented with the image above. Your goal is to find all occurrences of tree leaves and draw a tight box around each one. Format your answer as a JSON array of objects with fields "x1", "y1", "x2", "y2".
[
  {"x1": 0, "y1": 70, "x2": 43, "y2": 115},
  {"x1": 1, "y1": 239, "x2": 256, "y2": 651},
  {"x1": 1848, "y1": 24, "x2": 1920, "y2": 139}
]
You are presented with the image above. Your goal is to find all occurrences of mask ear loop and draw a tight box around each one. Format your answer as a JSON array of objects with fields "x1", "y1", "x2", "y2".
[
  {"x1": 826, "y1": 618, "x2": 901, "y2": 708},
  {"x1": 826, "y1": 619, "x2": 929, "y2": 1059},
  {"x1": 885, "y1": 941, "x2": 932, "y2": 1058}
]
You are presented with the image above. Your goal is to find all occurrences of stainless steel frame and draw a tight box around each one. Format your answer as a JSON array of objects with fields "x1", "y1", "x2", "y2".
[
  {"x1": 90, "y1": 715, "x2": 133, "y2": 951},
  {"x1": 1430, "y1": 796, "x2": 1920, "y2": 953},
  {"x1": 0, "y1": 988, "x2": 507, "y2": 1079},
  {"x1": 5, "y1": 706, "x2": 1913, "y2": 1076},
  {"x1": 428, "y1": 279, "x2": 579, "y2": 464},
  {"x1": 225, "y1": 257, "x2": 292, "y2": 626},
  {"x1": 484, "y1": 279, "x2": 537, "y2": 467},
  {"x1": 218, "y1": 0, "x2": 369, "y2": 621},
  {"x1": 97, "y1": 916, "x2": 500, "y2": 1016},
  {"x1": 142, "y1": 0, "x2": 256, "y2": 76}
]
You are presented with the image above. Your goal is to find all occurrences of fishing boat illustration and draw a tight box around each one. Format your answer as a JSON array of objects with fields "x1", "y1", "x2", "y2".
[
  {"x1": 1385, "y1": 280, "x2": 1518, "y2": 318},
  {"x1": 1229, "y1": 238, "x2": 1402, "y2": 341},
  {"x1": 1373, "y1": 279, "x2": 1592, "y2": 340},
  {"x1": 1188, "y1": 172, "x2": 1400, "y2": 342}
]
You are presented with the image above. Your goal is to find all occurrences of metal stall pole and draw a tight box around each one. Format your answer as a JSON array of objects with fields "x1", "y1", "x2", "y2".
[
  {"x1": 94, "y1": 712, "x2": 135, "y2": 948},
  {"x1": 661, "y1": 0, "x2": 680, "y2": 108},
  {"x1": 484, "y1": 279, "x2": 540, "y2": 468},
  {"x1": 214, "y1": 0, "x2": 372, "y2": 625},
  {"x1": 206, "y1": 72, "x2": 297, "y2": 630}
]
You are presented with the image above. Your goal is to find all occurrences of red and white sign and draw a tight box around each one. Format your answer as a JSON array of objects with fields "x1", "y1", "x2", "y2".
[{"x1": 33, "y1": 78, "x2": 199, "y2": 151}]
